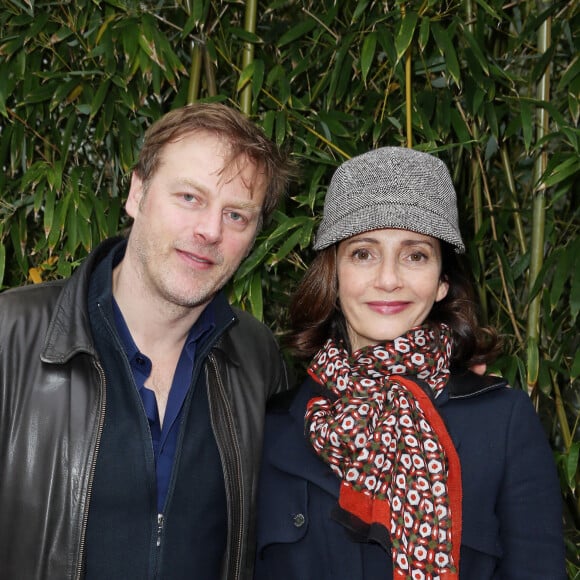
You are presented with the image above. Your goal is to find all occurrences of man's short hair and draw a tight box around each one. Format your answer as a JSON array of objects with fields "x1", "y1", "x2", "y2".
[{"x1": 133, "y1": 103, "x2": 292, "y2": 223}]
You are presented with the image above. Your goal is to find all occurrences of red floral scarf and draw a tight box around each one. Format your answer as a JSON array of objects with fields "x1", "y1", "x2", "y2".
[{"x1": 305, "y1": 324, "x2": 462, "y2": 579}]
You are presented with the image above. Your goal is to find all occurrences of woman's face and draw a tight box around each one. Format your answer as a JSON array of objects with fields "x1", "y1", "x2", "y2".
[{"x1": 336, "y1": 228, "x2": 449, "y2": 351}]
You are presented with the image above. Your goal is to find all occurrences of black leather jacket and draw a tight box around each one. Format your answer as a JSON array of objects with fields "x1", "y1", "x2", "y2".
[{"x1": 0, "y1": 239, "x2": 288, "y2": 580}]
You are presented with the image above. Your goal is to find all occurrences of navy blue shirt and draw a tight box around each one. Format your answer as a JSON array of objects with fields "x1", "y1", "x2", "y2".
[{"x1": 112, "y1": 299, "x2": 215, "y2": 513}]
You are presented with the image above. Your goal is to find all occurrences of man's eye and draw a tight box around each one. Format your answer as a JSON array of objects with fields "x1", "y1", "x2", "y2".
[{"x1": 226, "y1": 211, "x2": 248, "y2": 225}]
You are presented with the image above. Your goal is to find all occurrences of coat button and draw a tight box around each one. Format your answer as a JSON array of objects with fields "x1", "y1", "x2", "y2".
[{"x1": 293, "y1": 513, "x2": 305, "y2": 527}]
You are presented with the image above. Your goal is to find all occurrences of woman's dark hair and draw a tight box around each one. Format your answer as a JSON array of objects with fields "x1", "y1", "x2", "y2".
[{"x1": 285, "y1": 241, "x2": 501, "y2": 368}]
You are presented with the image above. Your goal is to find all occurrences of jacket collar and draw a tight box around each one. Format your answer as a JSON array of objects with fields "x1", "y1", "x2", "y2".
[
  {"x1": 41, "y1": 237, "x2": 238, "y2": 366},
  {"x1": 446, "y1": 369, "x2": 508, "y2": 399},
  {"x1": 41, "y1": 238, "x2": 123, "y2": 364}
]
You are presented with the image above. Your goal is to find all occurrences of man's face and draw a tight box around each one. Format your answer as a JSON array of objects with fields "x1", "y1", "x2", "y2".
[{"x1": 124, "y1": 131, "x2": 266, "y2": 313}]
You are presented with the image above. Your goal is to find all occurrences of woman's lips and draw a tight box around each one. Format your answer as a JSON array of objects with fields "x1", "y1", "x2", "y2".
[{"x1": 367, "y1": 301, "x2": 410, "y2": 315}]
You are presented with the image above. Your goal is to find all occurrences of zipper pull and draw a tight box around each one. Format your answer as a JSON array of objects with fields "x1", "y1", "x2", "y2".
[{"x1": 156, "y1": 513, "x2": 164, "y2": 547}]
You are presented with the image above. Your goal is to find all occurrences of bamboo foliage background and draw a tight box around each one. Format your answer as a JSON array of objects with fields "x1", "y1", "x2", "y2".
[{"x1": 0, "y1": 0, "x2": 578, "y2": 573}]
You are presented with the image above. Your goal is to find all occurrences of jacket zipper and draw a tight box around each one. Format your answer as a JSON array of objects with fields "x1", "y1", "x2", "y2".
[
  {"x1": 156, "y1": 513, "x2": 164, "y2": 547},
  {"x1": 75, "y1": 359, "x2": 107, "y2": 580},
  {"x1": 207, "y1": 352, "x2": 244, "y2": 580}
]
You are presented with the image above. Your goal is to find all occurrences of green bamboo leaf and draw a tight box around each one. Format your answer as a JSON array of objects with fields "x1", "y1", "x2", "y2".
[
  {"x1": 90, "y1": 80, "x2": 111, "y2": 117},
  {"x1": 299, "y1": 219, "x2": 315, "y2": 247},
  {"x1": 229, "y1": 27, "x2": 262, "y2": 44},
  {"x1": 558, "y1": 55, "x2": 580, "y2": 90},
  {"x1": 562, "y1": 442, "x2": 580, "y2": 486},
  {"x1": 570, "y1": 240, "x2": 580, "y2": 323},
  {"x1": 44, "y1": 186, "x2": 56, "y2": 239},
  {"x1": 268, "y1": 216, "x2": 311, "y2": 238},
  {"x1": 0, "y1": 83, "x2": 7, "y2": 117},
  {"x1": 431, "y1": 22, "x2": 461, "y2": 86},
  {"x1": 461, "y1": 28, "x2": 490, "y2": 76},
  {"x1": 236, "y1": 244, "x2": 271, "y2": 280},
  {"x1": 322, "y1": 32, "x2": 355, "y2": 104},
  {"x1": 237, "y1": 61, "x2": 256, "y2": 92},
  {"x1": 541, "y1": 156, "x2": 580, "y2": 188},
  {"x1": 26, "y1": 85, "x2": 58, "y2": 104},
  {"x1": 261, "y1": 109, "x2": 275, "y2": 139},
  {"x1": 277, "y1": 19, "x2": 317, "y2": 48},
  {"x1": 270, "y1": 228, "x2": 304, "y2": 264},
  {"x1": 65, "y1": 192, "x2": 78, "y2": 255},
  {"x1": 549, "y1": 247, "x2": 569, "y2": 310},
  {"x1": 472, "y1": 0, "x2": 502, "y2": 20},
  {"x1": 9, "y1": 214, "x2": 28, "y2": 274},
  {"x1": 395, "y1": 11, "x2": 418, "y2": 62},
  {"x1": 0, "y1": 241, "x2": 5, "y2": 288},
  {"x1": 118, "y1": 114, "x2": 136, "y2": 172},
  {"x1": 47, "y1": 160, "x2": 63, "y2": 193},
  {"x1": 247, "y1": 270, "x2": 264, "y2": 321},
  {"x1": 119, "y1": 20, "x2": 140, "y2": 62},
  {"x1": 418, "y1": 17, "x2": 430, "y2": 52},
  {"x1": 318, "y1": 111, "x2": 351, "y2": 138},
  {"x1": 275, "y1": 110, "x2": 286, "y2": 145},
  {"x1": 60, "y1": 113, "x2": 78, "y2": 167},
  {"x1": 449, "y1": 109, "x2": 472, "y2": 145},
  {"x1": 335, "y1": 53, "x2": 355, "y2": 102},
  {"x1": 76, "y1": 204, "x2": 92, "y2": 251},
  {"x1": 520, "y1": 101, "x2": 532, "y2": 152},
  {"x1": 571, "y1": 350, "x2": 580, "y2": 379},
  {"x1": 51, "y1": 194, "x2": 69, "y2": 249},
  {"x1": 252, "y1": 59, "x2": 265, "y2": 102},
  {"x1": 526, "y1": 337, "x2": 539, "y2": 385},
  {"x1": 531, "y1": 45, "x2": 556, "y2": 85},
  {"x1": 361, "y1": 31, "x2": 377, "y2": 84},
  {"x1": 352, "y1": 0, "x2": 371, "y2": 22}
]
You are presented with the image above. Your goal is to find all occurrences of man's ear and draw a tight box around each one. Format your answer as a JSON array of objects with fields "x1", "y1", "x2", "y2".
[{"x1": 126, "y1": 173, "x2": 144, "y2": 219}]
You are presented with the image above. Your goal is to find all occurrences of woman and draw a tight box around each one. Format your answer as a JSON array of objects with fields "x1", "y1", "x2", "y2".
[{"x1": 255, "y1": 148, "x2": 565, "y2": 579}]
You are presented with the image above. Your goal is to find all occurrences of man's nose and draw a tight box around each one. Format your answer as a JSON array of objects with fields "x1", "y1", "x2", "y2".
[{"x1": 193, "y1": 209, "x2": 223, "y2": 244}]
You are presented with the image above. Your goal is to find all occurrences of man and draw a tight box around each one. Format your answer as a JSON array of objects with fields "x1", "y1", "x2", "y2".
[{"x1": 0, "y1": 103, "x2": 293, "y2": 579}]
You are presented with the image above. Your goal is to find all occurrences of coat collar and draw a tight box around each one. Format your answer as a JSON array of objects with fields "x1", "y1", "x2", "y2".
[{"x1": 265, "y1": 370, "x2": 508, "y2": 494}]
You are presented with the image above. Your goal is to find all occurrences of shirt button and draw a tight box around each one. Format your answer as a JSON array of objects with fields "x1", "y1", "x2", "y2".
[{"x1": 293, "y1": 513, "x2": 305, "y2": 527}]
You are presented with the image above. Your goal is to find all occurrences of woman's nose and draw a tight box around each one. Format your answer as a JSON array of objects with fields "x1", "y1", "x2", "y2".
[{"x1": 375, "y1": 258, "x2": 402, "y2": 291}]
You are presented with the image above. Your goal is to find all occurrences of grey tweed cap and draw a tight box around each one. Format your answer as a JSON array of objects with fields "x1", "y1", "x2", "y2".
[{"x1": 313, "y1": 147, "x2": 465, "y2": 253}]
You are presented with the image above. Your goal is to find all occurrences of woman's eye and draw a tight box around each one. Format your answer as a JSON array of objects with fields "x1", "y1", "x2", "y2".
[
  {"x1": 408, "y1": 251, "x2": 427, "y2": 261},
  {"x1": 352, "y1": 248, "x2": 372, "y2": 260},
  {"x1": 182, "y1": 193, "x2": 195, "y2": 203}
]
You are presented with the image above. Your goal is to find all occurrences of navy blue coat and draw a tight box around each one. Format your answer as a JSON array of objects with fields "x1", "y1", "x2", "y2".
[{"x1": 255, "y1": 372, "x2": 565, "y2": 579}]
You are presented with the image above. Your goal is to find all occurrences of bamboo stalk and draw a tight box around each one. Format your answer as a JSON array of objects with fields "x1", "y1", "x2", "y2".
[
  {"x1": 526, "y1": 10, "x2": 551, "y2": 396},
  {"x1": 400, "y1": 2, "x2": 413, "y2": 148},
  {"x1": 187, "y1": 40, "x2": 203, "y2": 104},
  {"x1": 240, "y1": 0, "x2": 257, "y2": 114},
  {"x1": 461, "y1": 0, "x2": 488, "y2": 321},
  {"x1": 203, "y1": 49, "x2": 217, "y2": 97},
  {"x1": 500, "y1": 146, "x2": 527, "y2": 255}
]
